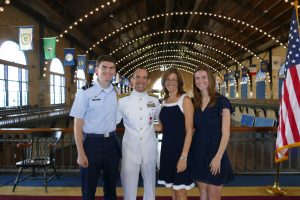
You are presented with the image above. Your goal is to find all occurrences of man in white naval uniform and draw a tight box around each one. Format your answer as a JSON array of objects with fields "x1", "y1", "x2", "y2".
[{"x1": 117, "y1": 67, "x2": 160, "y2": 200}]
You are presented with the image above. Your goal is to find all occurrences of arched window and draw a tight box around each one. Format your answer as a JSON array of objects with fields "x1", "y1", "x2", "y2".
[
  {"x1": 76, "y1": 69, "x2": 86, "y2": 91},
  {"x1": 0, "y1": 41, "x2": 28, "y2": 107},
  {"x1": 49, "y1": 58, "x2": 65, "y2": 104},
  {"x1": 152, "y1": 78, "x2": 163, "y2": 98}
]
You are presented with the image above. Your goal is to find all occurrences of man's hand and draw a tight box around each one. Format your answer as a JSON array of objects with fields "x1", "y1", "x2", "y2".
[{"x1": 77, "y1": 153, "x2": 89, "y2": 168}]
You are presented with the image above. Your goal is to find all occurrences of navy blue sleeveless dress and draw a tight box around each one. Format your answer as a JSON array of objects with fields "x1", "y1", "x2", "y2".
[
  {"x1": 158, "y1": 95, "x2": 194, "y2": 190},
  {"x1": 190, "y1": 94, "x2": 234, "y2": 186}
]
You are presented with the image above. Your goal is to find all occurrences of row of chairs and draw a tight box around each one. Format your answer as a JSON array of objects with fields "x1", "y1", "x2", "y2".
[{"x1": 240, "y1": 114, "x2": 277, "y2": 127}]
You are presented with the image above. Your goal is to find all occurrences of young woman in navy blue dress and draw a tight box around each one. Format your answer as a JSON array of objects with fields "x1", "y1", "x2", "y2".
[
  {"x1": 155, "y1": 68, "x2": 194, "y2": 200},
  {"x1": 190, "y1": 66, "x2": 234, "y2": 200}
]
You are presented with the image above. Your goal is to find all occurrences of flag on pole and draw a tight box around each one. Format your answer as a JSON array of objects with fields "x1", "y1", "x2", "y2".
[
  {"x1": 77, "y1": 55, "x2": 86, "y2": 70},
  {"x1": 249, "y1": 64, "x2": 257, "y2": 76},
  {"x1": 275, "y1": 8, "x2": 300, "y2": 163},
  {"x1": 64, "y1": 48, "x2": 75, "y2": 66},
  {"x1": 43, "y1": 37, "x2": 56, "y2": 60},
  {"x1": 18, "y1": 26, "x2": 34, "y2": 50},
  {"x1": 87, "y1": 60, "x2": 96, "y2": 74}
]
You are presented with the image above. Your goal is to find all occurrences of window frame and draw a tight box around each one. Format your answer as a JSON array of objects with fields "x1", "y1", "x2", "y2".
[
  {"x1": 0, "y1": 41, "x2": 29, "y2": 108},
  {"x1": 49, "y1": 58, "x2": 66, "y2": 105}
]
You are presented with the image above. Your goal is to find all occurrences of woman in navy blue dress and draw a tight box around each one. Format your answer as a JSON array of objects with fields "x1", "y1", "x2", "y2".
[
  {"x1": 190, "y1": 66, "x2": 234, "y2": 200},
  {"x1": 155, "y1": 68, "x2": 194, "y2": 200}
]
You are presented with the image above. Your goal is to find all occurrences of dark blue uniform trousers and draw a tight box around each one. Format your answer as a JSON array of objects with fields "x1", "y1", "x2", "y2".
[{"x1": 81, "y1": 134, "x2": 120, "y2": 200}]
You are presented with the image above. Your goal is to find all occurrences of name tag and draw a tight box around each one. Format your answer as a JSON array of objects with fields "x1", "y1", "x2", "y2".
[
  {"x1": 147, "y1": 101, "x2": 155, "y2": 107},
  {"x1": 92, "y1": 98, "x2": 101, "y2": 101}
]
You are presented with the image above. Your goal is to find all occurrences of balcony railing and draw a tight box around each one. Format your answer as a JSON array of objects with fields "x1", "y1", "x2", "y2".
[{"x1": 0, "y1": 126, "x2": 299, "y2": 174}]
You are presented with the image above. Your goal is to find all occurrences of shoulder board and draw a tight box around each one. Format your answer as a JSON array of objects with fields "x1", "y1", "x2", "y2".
[
  {"x1": 81, "y1": 83, "x2": 93, "y2": 90},
  {"x1": 148, "y1": 92, "x2": 158, "y2": 98},
  {"x1": 118, "y1": 92, "x2": 131, "y2": 99}
]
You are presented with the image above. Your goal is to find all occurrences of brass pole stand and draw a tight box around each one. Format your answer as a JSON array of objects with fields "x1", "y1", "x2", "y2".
[{"x1": 265, "y1": 163, "x2": 287, "y2": 195}]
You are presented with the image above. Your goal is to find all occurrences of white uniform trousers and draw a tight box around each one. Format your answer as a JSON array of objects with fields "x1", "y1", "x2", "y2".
[{"x1": 121, "y1": 159, "x2": 156, "y2": 200}]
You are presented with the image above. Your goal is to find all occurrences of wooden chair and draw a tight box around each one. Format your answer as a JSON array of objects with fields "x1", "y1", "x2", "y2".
[{"x1": 12, "y1": 131, "x2": 62, "y2": 192}]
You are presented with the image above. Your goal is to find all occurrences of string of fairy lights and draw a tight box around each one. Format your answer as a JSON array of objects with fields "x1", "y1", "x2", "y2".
[
  {"x1": 55, "y1": 0, "x2": 298, "y2": 44},
  {"x1": 124, "y1": 55, "x2": 220, "y2": 77},
  {"x1": 83, "y1": 11, "x2": 287, "y2": 54},
  {"x1": 109, "y1": 29, "x2": 263, "y2": 62},
  {"x1": 50, "y1": 0, "x2": 295, "y2": 80},
  {"x1": 118, "y1": 49, "x2": 227, "y2": 74},
  {"x1": 0, "y1": 0, "x2": 10, "y2": 12},
  {"x1": 148, "y1": 64, "x2": 194, "y2": 75},
  {"x1": 116, "y1": 41, "x2": 239, "y2": 71},
  {"x1": 127, "y1": 59, "x2": 219, "y2": 78},
  {"x1": 55, "y1": 0, "x2": 117, "y2": 42},
  {"x1": 129, "y1": 63, "x2": 196, "y2": 78}
]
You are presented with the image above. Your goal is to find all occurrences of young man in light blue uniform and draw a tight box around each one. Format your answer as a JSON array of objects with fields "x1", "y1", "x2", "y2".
[{"x1": 70, "y1": 55, "x2": 121, "y2": 200}]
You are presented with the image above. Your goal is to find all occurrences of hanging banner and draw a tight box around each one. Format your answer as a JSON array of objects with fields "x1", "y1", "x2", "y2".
[
  {"x1": 249, "y1": 64, "x2": 257, "y2": 76},
  {"x1": 260, "y1": 60, "x2": 269, "y2": 72},
  {"x1": 242, "y1": 67, "x2": 248, "y2": 77},
  {"x1": 43, "y1": 37, "x2": 56, "y2": 59},
  {"x1": 256, "y1": 69, "x2": 266, "y2": 82},
  {"x1": 241, "y1": 77, "x2": 248, "y2": 84},
  {"x1": 278, "y1": 63, "x2": 286, "y2": 78},
  {"x1": 272, "y1": 56, "x2": 282, "y2": 70},
  {"x1": 87, "y1": 60, "x2": 96, "y2": 74},
  {"x1": 77, "y1": 55, "x2": 86, "y2": 70},
  {"x1": 19, "y1": 26, "x2": 34, "y2": 51},
  {"x1": 64, "y1": 48, "x2": 75, "y2": 66},
  {"x1": 234, "y1": 70, "x2": 240, "y2": 79},
  {"x1": 224, "y1": 73, "x2": 229, "y2": 82},
  {"x1": 228, "y1": 72, "x2": 235, "y2": 80}
]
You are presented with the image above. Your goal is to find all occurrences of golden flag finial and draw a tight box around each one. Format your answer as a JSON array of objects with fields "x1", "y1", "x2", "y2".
[{"x1": 294, "y1": 0, "x2": 299, "y2": 33}]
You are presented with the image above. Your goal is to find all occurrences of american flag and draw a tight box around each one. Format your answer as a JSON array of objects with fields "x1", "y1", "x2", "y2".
[{"x1": 275, "y1": 9, "x2": 300, "y2": 163}]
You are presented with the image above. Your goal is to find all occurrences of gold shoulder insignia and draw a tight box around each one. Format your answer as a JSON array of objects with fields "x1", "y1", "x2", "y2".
[
  {"x1": 118, "y1": 92, "x2": 131, "y2": 98},
  {"x1": 148, "y1": 92, "x2": 158, "y2": 98}
]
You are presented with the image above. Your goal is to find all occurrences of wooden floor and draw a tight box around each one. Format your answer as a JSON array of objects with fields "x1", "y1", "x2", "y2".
[{"x1": 1, "y1": 186, "x2": 300, "y2": 197}]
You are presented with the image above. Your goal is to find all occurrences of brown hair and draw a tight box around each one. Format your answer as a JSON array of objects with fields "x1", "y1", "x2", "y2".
[
  {"x1": 96, "y1": 55, "x2": 117, "y2": 68},
  {"x1": 193, "y1": 66, "x2": 218, "y2": 109},
  {"x1": 161, "y1": 68, "x2": 185, "y2": 99},
  {"x1": 132, "y1": 67, "x2": 149, "y2": 78}
]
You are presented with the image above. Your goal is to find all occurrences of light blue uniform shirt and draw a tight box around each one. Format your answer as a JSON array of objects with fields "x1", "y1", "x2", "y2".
[{"x1": 69, "y1": 80, "x2": 118, "y2": 134}]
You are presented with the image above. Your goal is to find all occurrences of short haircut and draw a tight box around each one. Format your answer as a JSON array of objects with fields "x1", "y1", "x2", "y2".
[
  {"x1": 96, "y1": 55, "x2": 117, "y2": 68},
  {"x1": 132, "y1": 67, "x2": 148, "y2": 78}
]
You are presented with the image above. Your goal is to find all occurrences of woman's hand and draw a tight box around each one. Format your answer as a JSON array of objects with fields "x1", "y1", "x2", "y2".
[
  {"x1": 209, "y1": 156, "x2": 221, "y2": 175},
  {"x1": 176, "y1": 157, "x2": 187, "y2": 173}
]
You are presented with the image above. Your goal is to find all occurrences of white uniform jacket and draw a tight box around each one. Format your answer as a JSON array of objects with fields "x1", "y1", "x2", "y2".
[{"x1": 117, "y1": 90, "x2": 161, "y2": 164}]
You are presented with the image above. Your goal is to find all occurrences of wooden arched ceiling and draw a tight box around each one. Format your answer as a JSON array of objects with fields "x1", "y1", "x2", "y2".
[{"x1": 12, "y1": 0, "x2": 295, "y2": 76}]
